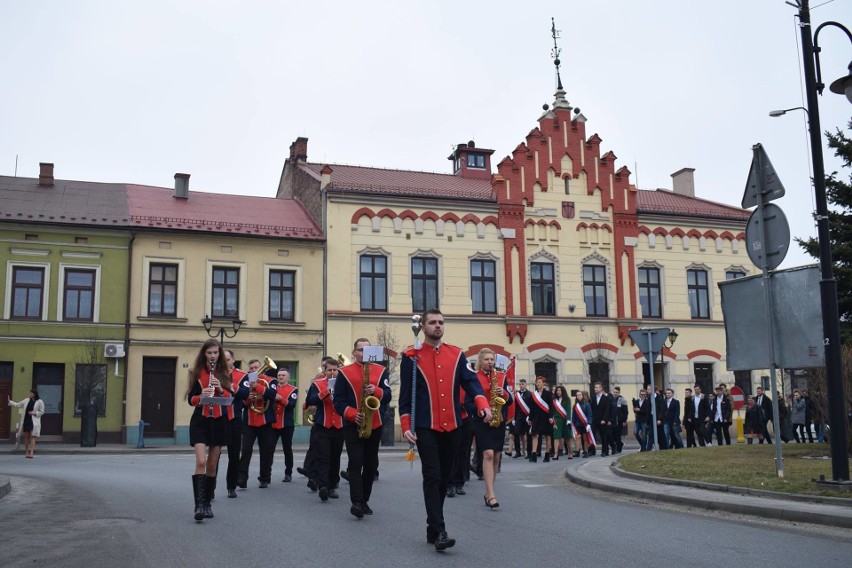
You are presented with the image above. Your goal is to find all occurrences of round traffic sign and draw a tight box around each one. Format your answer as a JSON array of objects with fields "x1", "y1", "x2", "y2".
[
  {"x1": 729, "y1": 385, "x2": 746, "y2": 410},
  {"x1": 745, "y1": 203, "x2": 790, "y2": 271}
]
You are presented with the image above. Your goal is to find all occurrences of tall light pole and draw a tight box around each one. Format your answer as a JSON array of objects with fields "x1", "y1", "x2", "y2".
[{"x1": 795, "y1": 0, "x2": 851, "y2": 482}]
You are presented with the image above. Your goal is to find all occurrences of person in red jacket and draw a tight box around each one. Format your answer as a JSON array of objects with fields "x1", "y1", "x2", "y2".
[
  {"x1": 185, "y1": 338, "x2": 232, "y2": 522},
  {"x1": 305, "y1": 357, "x2": 344, "y2": 501},
  {"x1": 270, "y1": 367, "x2": 298, "y2": 482},
  {"x1": 400, "y1": 309, "x2": 492, "y2": 552}
]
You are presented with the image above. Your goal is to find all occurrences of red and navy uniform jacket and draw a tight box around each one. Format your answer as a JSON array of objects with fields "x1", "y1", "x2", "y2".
[
  {"x1": 399, "y1": 343, "x2": 488, "y2": 433},
  {"x1": 244, "y1": 374, "x2": 277, "y2": 427},
  {"x1": 305, "y1": 377, "x2": 343, "y2": 429},
  {"x1": 229, "y1": 369, "x2": 249, "y2": 421},
  {"x1": 187, "y1": 368, "x2": 233, "y2": 420},
  {"x1": 467, "y1": 369, "x2": 513, "y2": 425},
  {"x1": 272, "y1": 382, "x2": 298, "y2": 429},
  {"x1": 333, "y1": 362, "x2": 391, "y2": 431}
]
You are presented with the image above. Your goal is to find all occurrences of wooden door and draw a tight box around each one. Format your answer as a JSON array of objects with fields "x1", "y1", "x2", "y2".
[
  {"x1": 0, "y1": 362, "x2": 12, "y2": 440},
  {"x1": 33, "y1": 363, "x2": 65, "y2": 435},
  {"x1": 141, "y1": 357, "x2": 176, "y2": 436}
]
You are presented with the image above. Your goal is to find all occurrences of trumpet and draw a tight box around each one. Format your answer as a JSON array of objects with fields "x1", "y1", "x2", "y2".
[{"x1": 248, "y1": 356, "x2": 277, "y2": 415}]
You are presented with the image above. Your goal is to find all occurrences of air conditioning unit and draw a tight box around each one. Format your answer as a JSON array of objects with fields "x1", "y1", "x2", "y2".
[{"x1": 104, "y1": 343, "x2": 126, "y2": 358}]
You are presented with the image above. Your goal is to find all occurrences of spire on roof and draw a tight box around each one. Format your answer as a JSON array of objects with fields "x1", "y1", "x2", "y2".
[{"x1": 549, "y1": 18, "x2": 572, "y2": 112}]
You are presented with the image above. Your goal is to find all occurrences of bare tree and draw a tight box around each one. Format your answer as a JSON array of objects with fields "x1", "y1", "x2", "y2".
[
  {"x1": 75, "y1": 335, "x2": 108, "y2": 446},
  {"x1": 375, "y1": 322, "x2": 401, "y2": 385}
]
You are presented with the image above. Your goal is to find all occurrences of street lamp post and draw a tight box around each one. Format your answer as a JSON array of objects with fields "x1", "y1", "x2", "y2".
[
  {"x1": 795, "y1": 0, "x2": 851, "y2": 482},
  {"x1": 202, "y1": 314, "x2": 243, "y2": 347}
]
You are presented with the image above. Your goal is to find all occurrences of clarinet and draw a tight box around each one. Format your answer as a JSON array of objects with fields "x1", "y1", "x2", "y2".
[{"x1": 208, "y1": 357, "x2": 217, "y2": 416}]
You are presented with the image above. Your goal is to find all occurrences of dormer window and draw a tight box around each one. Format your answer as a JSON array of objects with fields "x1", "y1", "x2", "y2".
[{"x1": 467, "y1": 154, "x2": 486, "y2": 169}]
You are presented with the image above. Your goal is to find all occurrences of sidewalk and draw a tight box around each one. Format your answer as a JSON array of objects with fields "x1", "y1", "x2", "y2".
[{"x1": 564, "y1": 451, "x2": 852, "y2": 529}]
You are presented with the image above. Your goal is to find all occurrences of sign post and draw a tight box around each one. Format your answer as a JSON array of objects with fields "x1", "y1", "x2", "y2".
[{"x1": 628, "y1": 327, "x2": 671, "y2": 451}]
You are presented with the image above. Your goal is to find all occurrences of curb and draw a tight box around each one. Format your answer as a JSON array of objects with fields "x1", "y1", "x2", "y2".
[
  {"x1": 610, "y1": 462, "x2": 852, "y2": 508},
  {"x1": 564, "y1": 463, "x2": 852, "y2": 529}
]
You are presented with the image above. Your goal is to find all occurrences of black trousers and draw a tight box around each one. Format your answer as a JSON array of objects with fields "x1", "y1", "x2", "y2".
[
  {"x1": 314, "y1": 425, "x2": 344, "y2": 490},
  {"x1": 449, "y1": 418, "x2": 471, "y2": 486},
  {"x1": 761, "y1": 420, "x2": 774, "y2": 444},
  {"x1": 225, "y1": 420, "x2": 243, "y2": 491},
  {"x1": 713, "y1": 421, "x2": 731, "y2": 445},
  {"x1": 415, "y1": 427, "x2": 461, "y2": 535},
  {"x1": 271, "y1": 426, "x2": 295, "y2": 476},
  {"x1": 591, "y1": 422, "x2": 611, "y2": 454},
  {"x1": 513, "y1": 417, "x2": 527, "y2": 455},
  {"x1": 239, "y1": 424, "x2": 273, "y2": 484},
  {"x1": 343, "y1": 426, "x2": 381, "y2": 505},
  {"x1": 684, "y1": 419, "x2": 697, "y2": 447},
  {"x1": 303, "y1": 423, "x2": 319, "y2": 478},
  {"x1": 695, "y1": 420, "x2": 708, "y2": 446}
]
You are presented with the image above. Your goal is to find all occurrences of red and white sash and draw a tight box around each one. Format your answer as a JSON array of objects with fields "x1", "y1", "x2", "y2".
[
  {"x1": 514, "y1": 391, "x2": 530, "y2": 416},
  {"x1": 572, "y1": 403, "x2": 597, "y2": 446},
  {"x1": 532, "y1": 390, "x2": 549, "y2": 413},
  {"x1": 553, "y1": 398, "x2": 568, "y2": 419}
]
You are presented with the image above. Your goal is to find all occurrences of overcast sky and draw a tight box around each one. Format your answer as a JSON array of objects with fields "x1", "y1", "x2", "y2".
[{"x1": 2, "y1": 1, "x2": 849, "y2": 269}]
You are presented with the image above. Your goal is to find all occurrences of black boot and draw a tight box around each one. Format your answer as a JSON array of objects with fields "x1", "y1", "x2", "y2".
[
  {"x1": 192, "y1": 475, "x2": 205, "y2": 522},
  {"x1": 543, "y1": 452, "x2": 550, "y2": 463},
  {"x1": 203, "y1": 476, "x2": 216, "y2": 518},
  {"x1": 530, "y1": 452, "x2": 538, "y2": 463},
  {"x1": 208, "y1": 475, "x2": 216, "y2": 501}
]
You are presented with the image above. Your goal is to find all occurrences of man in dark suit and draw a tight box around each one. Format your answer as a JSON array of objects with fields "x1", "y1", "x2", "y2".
[
  {"x1": 754, "y1": 386, "x2": 774, "y2": 444},
  {"x1": 663, "y1": 388, "x2": 683, "y2": 449},
  {"x1": 682, "y1": 388, "x2": 696, "y2": 447},
  {"x1": 589, "y1": 382, "x2": 613, "y2": 456},
  {"x1": 646, "y1": 387, "x2": 667, "y2": 450},
  {"x1": 688, "y1": 384, "x2": 710, "y2": 447},
  {"x1": 632, "y1": 389, "x2": 649, "y2": 449}
]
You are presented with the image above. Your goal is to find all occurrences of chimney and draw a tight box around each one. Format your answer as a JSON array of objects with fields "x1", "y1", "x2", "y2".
[
  {"x1": 38, "y1": 162, "x2": 54, "y2": 187},
  {"x1": 671, "y1": 167, "x2": 695, "y2": 197},
  {"x1": 174, "y1": 173, "x2": 190, "y2": 199},
  {"x1": 289, "y1": 137, "x2": 309, "y2": 163}
]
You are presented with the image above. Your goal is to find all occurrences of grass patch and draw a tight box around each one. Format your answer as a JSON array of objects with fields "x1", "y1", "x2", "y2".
[{"x1": 618, "y1": 444, "x2": 852, "y2": 498}]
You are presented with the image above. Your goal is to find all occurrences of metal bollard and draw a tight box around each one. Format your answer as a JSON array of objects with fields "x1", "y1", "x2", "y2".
[{"x1": 137, "y1": 420, "x2": 150, "y2": 448}]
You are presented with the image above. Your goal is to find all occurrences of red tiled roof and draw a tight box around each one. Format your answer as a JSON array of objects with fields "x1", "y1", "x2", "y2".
[
  {"x1": 302, "y1": 163, "x2": 494, "y2": 200},
  {"x1": 126, "y1": 184, "x2": 322, "y2": 239},
  {"x1": 0, "y1": 176, "x2": 130, "y2": 226},
  {"x1": 637, "y1": 189, "x2": 750, "y2": 221}
]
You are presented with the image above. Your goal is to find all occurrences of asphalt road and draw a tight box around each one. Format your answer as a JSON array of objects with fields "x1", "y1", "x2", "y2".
[{"x1": 1, "y1": 452, "x2": 851, "y2": 568}]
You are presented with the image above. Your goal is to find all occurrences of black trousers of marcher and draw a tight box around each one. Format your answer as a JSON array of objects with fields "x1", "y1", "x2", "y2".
[
  {"x1": 270, "y1": 425, "x2": 294, "y2": 476},
  {"x1": 343, "y1": 426, "x2": 381, "y2": 505},
  {"x1": 684, "y1": 419, "x2": 696, "y2": 447},
  {"x1": 591, "y1": 422, "x2": 611, "y2": 454},
  {"x1": 415, "y1": 427, "x2": 461, "y2": 535},
  {"x1": 713, "y1": 421, "x2": 731, "y2": 445},
  {"x1": 226, "y1": 419, "x2": 243, "y2": 490},
  {"x1": 303, "y1": 423, "x2": 319, "y2": 478},
  {"x1": 449, "y1": 417, "x2": 471, "y2": 487},
  {"x1": 239, "y1": 424, "x2": 273, "y2": 483},
  {"x1": 314, "y1": 425, "x2": 344, "y2": 490}
]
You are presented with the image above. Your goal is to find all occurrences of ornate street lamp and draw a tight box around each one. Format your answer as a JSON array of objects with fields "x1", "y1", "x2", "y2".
[
  {"x1": 791, "y1": 0, "x2": 851, "y2": 482},
  {"x1": 665, "y1": 329, "x2": 678, "y2": 350},
  {"x1": 202, "y1": 314, "x2": 243, "y2": 347}
]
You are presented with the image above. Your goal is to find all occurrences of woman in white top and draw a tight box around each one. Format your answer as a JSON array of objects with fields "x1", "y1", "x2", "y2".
[{"x1": 8, "y1": 389, "x2": 45, "y2": 458}]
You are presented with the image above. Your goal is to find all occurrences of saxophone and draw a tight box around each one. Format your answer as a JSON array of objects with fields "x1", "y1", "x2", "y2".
[
  {"x1": 488, "y1": 371, "x2": 506, "y2": 428},
  {"x1": 357, "y1": 361, "x2": 381, "y2": 440}
]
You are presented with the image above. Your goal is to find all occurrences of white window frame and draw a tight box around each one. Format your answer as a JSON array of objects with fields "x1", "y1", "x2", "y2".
[
  {"x1": 140, "y1": 257, "x2": 186, "y2": 318},
  {"x1": 57, "y1": 263, "x2": 102, "y2": 323},
  {"x1": 263, "y1": 264, "x2": 303, "y2": 323}
]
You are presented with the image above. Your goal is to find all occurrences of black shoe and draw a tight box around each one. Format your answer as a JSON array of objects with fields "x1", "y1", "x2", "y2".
[
  {"x1": 512, "y1": 453, "x2": 521, "y2": 458},
  {"x1": 307, "y1": 479, "x2": 318, "y2": 492},
  {"x1": 504, "y1": 450, "x2": 512, "y2": 457},
  {"x1": 362, "y1": 502, "x2": 373, "y2": 515},
  {"x1": 283, "y1": 474, "x2": 292, "y2": 482},
  {"x1": 236, "y1": 477, "x2": 247, "y2": 489},
  {"x1": 601, "y1": 452, "x2": 609, "y2": 457},
  {"x1": 434, "y1": 531, "x2": 456, "y2": 552},
  {"x1": 319, "y1": 487, "x2": 329, "y2": 502},
  {"x1": 341, "y1": 470, "x2": 350, "y2": 482},
  {"x1": 446, "y1": 485, "x2": 456, "y2": 498},
  {"x1": 296, "y1": 467, "x2": 308, "y2": 478},
  {"x1": 259, "y1": 481, "x2": 268, "y2": 489},
  {"x1": 455, "y1": 485, "x2": 465, "y2": 496},
  {"x1": 543, "y1": 453, "x2": 550, "y2": 463},
  {"x1": 477, "y1": 474, "x2": 484, "y2": 480},
  {"x1": 350, "y1": 503, "x2": 365, "y2": 519},
  {"x1": 581, "y1": 452, "x2": 588, "y2": 458},
  {"x1": 530, "y1": 453, "x2": 538, "y2": 463},
  {"x1": 329, "y1": 488, "x2": 339, "y2": 499},
  {"x1": 227, "y1": 489, "x2": 237, "y2": 498},
  {"x1": 427, "y1": 530, "x2": 437, "y2": 544}
]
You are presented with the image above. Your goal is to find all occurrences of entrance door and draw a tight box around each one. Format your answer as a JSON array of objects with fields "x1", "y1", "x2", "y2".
[
  {"x1": 642, "y1": 361, "x2": 668, "y2": 392},
  {"x1": 694, "y1": 363, "x2": 714, "y2": 395},
  {"x1": 33, "y1": 363, "x2": 65, "y2": 436},
  {"x1": 0, "y1": 362, "x2": 12, "y2": 440},
  {"x1": 141, "y1": 357, "x2": 176, "y2": 437}
]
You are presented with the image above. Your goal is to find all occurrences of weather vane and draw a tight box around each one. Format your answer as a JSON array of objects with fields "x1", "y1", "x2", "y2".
[{"x1": 551, "y1": 17, "x2": 563, "y2": 91}]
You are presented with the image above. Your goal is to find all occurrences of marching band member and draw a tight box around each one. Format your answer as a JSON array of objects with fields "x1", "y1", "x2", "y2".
[
  {"x1": 237, "y1": 365, "x2": 277, "y2": 489},
  {"x1": 298, "y1": 357, "x2": 335, "y2": 491},
  {"x1": 186, "y1": 339, "x2": 232, "y2": 521},
  {"x1": 270, "y1": 367, "x2": 298, "y2": 482},
  {"x1": 333, "y1": 338, "x2": 392, "y2": 519},
  {"x1": 305, "y1": 357, "x2": 344, "y2": 501},
  {"x1": 447, "y1": 384, "x2": 473, "y2": 497},
  {"x1": 400, "y1": 309, "x2": 492, "y2": 552},
  {"x1": 469, "y1": 348, "x2": 513, "y2": 509},
  {"x1": 223, "y1": 349, "x2": 250, "y2": 498}
]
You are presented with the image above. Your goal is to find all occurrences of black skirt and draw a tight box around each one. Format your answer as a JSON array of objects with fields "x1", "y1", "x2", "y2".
[
  {"x1": 189, "y1": 413, "x2": 229, "y2": 447},
  {"x1": 472, "y1": 419, "x2": 505, "y2": 452}
]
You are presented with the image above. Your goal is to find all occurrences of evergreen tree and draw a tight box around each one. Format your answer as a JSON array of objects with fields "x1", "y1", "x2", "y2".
[{"x1": 797, "y1": 118, "x2": 852, "y2": 345}]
